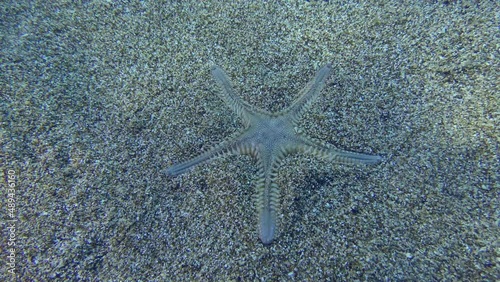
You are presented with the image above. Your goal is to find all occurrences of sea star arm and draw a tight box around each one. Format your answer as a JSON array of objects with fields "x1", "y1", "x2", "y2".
[
  {"x1": 167, "y1": 134, "x2": 245, "y2": 176},
  {"x1": 299, "y1": 143, "x2": 382, "y2": 165},
  {"x1": 253, "y1": 150, "x2": 285, "y2": 245},
  {"x1": 284, "y1": 63, "x2": 332, "y2": 123},
  {"x1": 211, "y1": 65, "x2": 255, "y2": 127},
  {"x1": 166, "y1": 144, "x2": 228, "y2": 176},
  {"x1": 253, "y1": 161, "x2": 279, "y2": 245}
]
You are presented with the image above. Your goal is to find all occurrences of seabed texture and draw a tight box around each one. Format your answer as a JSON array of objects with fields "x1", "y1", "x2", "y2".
[{"x1": 1, "y1": 1, "x2": 498, "y2": 281}]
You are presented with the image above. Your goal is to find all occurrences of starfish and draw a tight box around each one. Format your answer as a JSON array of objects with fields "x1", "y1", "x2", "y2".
[{"x1": 167, "y1": 63, "x2": 381, "y2": 244}]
